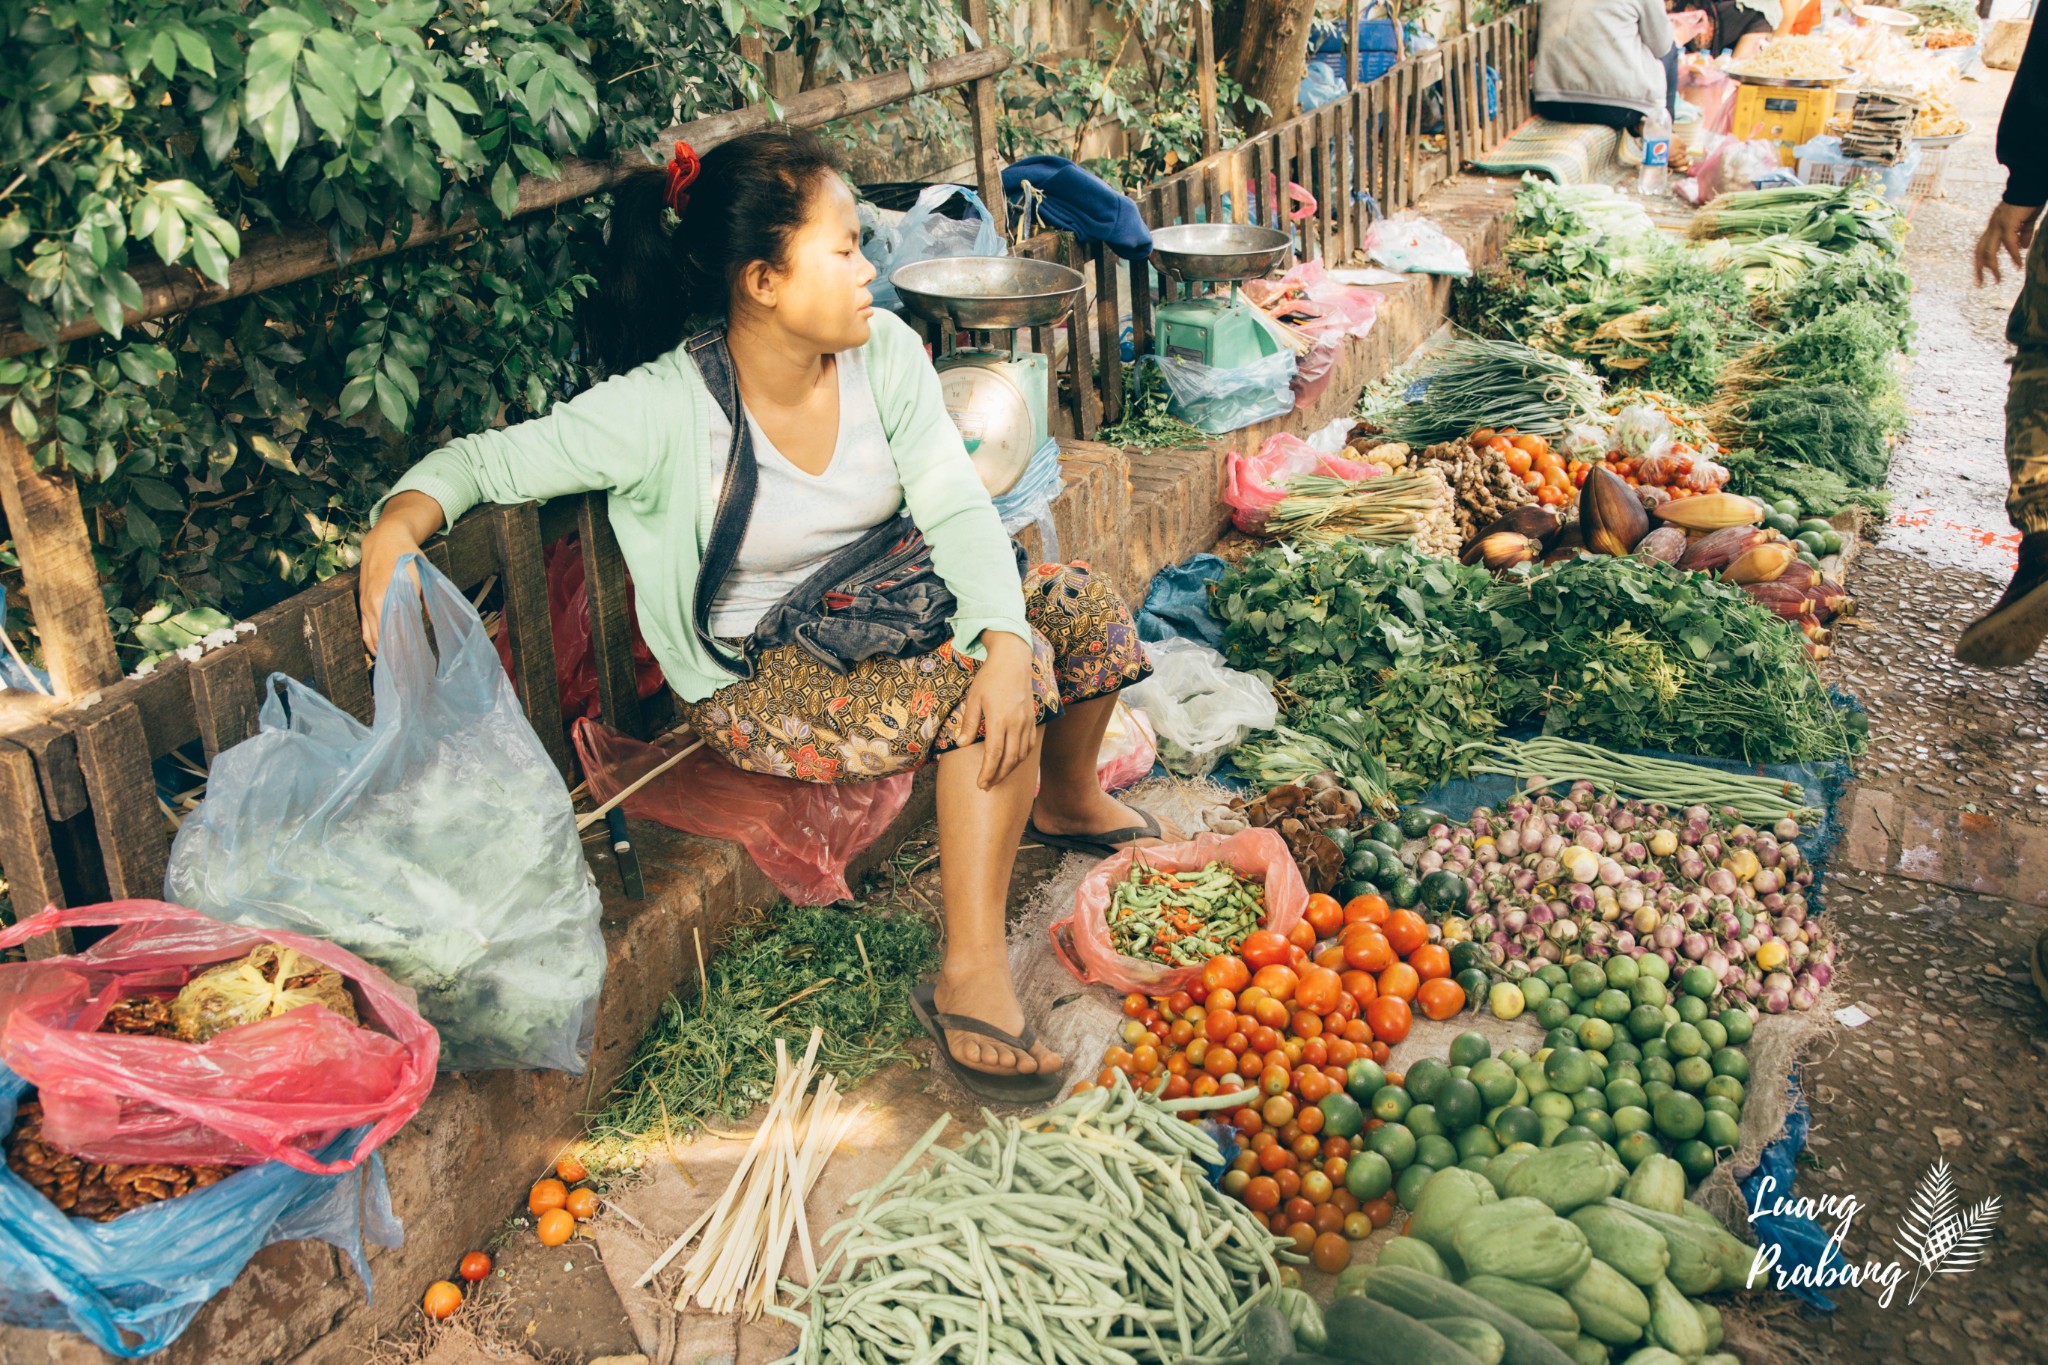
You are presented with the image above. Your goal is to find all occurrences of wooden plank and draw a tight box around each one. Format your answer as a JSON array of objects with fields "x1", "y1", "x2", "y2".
[
  {"x1": 1345, "y1": 0, "x2": 1362, "y2": 97},
  {"x1": 490, "y1": 501, "x2": 570, "y2": 777},
  {"x1": 74, "y1": 701, "x2": 167, "y2": 901},
  {"x1": 0, "y1": 428, "x2": 121, "y2": 701},
  {"x1": 189, "y1": 647, "x2": 260, "y2": 766},
  {"x1": 0, "y1": 741, "x2": 68, "y2": 952},
  {"x1": 575, "y1": 493, "x2": 646, "y2": 742},
  {"x1": 962, "y1": 0, "x2": 1008, "y2": 240},
  {"x1": 0, "y1": 46, "x2": 1018, "y2": 360},
  {"x1": 1064, "y1": 275, "x2": 1096, "y2": 439},
  {"x1": 1130, "y1": 221, "x2": 1155, "y2": 357},
  {"x1": 1093, "y1": 245, "x2": 1123, "y2": 429},
  {"x1": 304, "y1": 593, "x2": 374, "y2": 725},
  {"x1": 1196, "y1": 0, "x2": 1220, "y2": 160}
]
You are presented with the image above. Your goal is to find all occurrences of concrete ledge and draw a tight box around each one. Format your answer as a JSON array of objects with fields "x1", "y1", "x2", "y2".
[{"x1": 0, "y1": 172, "x2": 1521, "y2": 1365}]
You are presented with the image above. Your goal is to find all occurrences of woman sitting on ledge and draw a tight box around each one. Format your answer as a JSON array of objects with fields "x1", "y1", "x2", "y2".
[
  {"x1": 1532, "y1": 0, "x2": 1680, "y2": 135},
  {"x1": 357, "y1": 130, "x2": 1170, "y2": 1103}
]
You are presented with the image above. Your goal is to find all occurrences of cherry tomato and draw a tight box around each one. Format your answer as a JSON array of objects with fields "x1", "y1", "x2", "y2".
[
  {"x1": 555, "y1": 1155, "x2": 589, "y2": 1183},
  {"x1": 459, "y1": 1252, "x2": 493, "y2": 1282},
  {"x1": 1300, "y1": 1036, "x2": 1330, "y2": 1068},
  {"x1": 536, "y1": 1208, "x2": 576, "y2": 1247},
  {"x1": 1242, "y1": 1176, "x2": 1281, "y2": 1212},
  {"x1": 1343, "y1": 930, "x2": 1395, "y2": 973},
  {"x1": 1408, "y1": 943, "x2": 1451, "y2": 981},
  {"x1": 1313, "y1": 1203, "x2": 1348, "y2": 1236},
  {"x1": 1209, "y1": 987, "x2": 1239, "y2": 1015},
  {"x1": 1287, "y1": 921, "x2": 1318, "y2": 952},
  {"x1": 565, "y1": 1187, "x2": 598, "y2": 1221},
  {"x1": 1290, "y1": 1009, "x2": 1324, "y2": 1040}
]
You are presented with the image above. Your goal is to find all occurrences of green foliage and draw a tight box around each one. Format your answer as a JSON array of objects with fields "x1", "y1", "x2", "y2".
[
  {"x1": 1757, "y1": 245, "x2": 1915, "y2": 351},
  {"x1": 0, "y1": 0, "x2": 1004, "y2": 667}
]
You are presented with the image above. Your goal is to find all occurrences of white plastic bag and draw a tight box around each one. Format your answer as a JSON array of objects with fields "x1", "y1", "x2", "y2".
[
  {"x1": 166, "y1": 556, "x2": 607, "y2": 1073},
  {"x1": 1122, "y1": 639, "x2": 1278, "y2": 777},
  {"x1": 1365, "y1": 215, "x2": 1472, "y2": 277},
  {"x1": 869, "y1": 185, "x2": 1005, "y2": 313}
]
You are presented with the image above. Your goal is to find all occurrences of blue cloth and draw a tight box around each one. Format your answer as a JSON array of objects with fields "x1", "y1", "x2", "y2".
[
  {"x1": 1135, "y1": 554, "x2": 1227, "y2": 650},
  {"x1": 1002, "y1": 156, "x2": 1154, "y2": 260},
  {"x1": 1741, "y1": 1076, "x2": 1843, "y2": 1310}
]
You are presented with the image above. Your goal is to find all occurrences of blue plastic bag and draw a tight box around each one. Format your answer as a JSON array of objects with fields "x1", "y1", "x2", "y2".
[
  {"x1": 165, "y1": 555, "x2": 607, "y2": 1073},
  {"x1": 867, "y1": 185, "x2": 1005, "y2": 314},
  {"x1": 0, "y1": 1067, "x2": 399, "y2": 1357},
  {"x1": 1136, "y1": 554, "x2": 1228, "y2": 650},
  {"x1": 1135, "y1": 351, "x2": 1297, "y2": 435},
  {"x1": 1298, "y1": 60, "x2": 1347, "y2": 112}
]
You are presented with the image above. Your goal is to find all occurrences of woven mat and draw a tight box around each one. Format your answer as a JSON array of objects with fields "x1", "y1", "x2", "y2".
[{"x1": 1469, "y1": 116, "x2": 1622, "y2": 184}]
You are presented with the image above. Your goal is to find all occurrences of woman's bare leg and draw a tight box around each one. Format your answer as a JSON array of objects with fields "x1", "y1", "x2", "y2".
[
  {"x1": 1029, "y1": 693, "x2": 1181, "y2": 843},
  {"x1": 931, "y1": 741, "x2": 1063, "y2": 1076}
]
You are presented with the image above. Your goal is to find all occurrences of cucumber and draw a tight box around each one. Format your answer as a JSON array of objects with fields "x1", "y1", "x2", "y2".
[
  {"x1": 1361, "y1": 1265, "x2": 1578, "y2": 1365},
  {"x1": 1324, "y1": 1297, "x2": 1483, "y2": 1365}
]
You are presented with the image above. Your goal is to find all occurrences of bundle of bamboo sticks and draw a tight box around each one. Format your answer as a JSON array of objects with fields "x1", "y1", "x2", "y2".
[{"x1": 634, "y1": 1026, "x2": 859, "y2": 1319}]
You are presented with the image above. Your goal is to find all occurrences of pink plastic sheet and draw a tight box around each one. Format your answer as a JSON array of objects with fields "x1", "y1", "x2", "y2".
[
  {"x1": 494, "y1": 536, "x2": 666, "y2": 723},
  {"x1": 1225, "y1": 432, "x2": 1385, "y2": 533},
  {"x1": 573, "y1": 719, "x2": 913, "y2": 906},
  {"x1": 0, "y1": 902, "x2": 437, "y2": 1173}
]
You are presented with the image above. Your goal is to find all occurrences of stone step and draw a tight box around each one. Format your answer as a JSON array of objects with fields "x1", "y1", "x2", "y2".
[{"x1": 0, "y1": 173, "x2": 1523, "y2": 1365}]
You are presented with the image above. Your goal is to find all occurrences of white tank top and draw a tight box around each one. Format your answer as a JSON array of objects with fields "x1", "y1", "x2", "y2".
[{"x1": 703, "y1": 347, "x2": 906, "y2": 639}]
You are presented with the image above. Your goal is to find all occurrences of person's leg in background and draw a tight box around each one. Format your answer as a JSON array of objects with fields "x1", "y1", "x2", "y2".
[{"x1": 1957, "y1": 227, "x2": 2048, "y2": 669}]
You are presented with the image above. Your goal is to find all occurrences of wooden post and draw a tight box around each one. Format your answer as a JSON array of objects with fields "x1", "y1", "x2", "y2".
[
  {"x1": 1345, "y1": 0, "x2": 1362, "y2": 92},
  {"x1": 0, "y1": 741, "x2": 69, "y2": 953},
  {"x1": 963, "y1": 0, "x2": 1008, "y2": 238},
  {"x1": 0, "y1": 429, "x2": 121, "y2": 701},
  {"x1": 1196, "y1": 0, "x2": 1221, "y2": 160}
]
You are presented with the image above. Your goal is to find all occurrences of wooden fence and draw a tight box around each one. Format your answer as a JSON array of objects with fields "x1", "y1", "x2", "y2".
[{"x1": 0, "y1": 5, "x2": 1534, "y2": 935}]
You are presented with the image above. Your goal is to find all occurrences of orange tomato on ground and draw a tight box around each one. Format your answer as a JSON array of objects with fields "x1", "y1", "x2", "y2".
[
  {"x1": 1294, "y1": 966, "x2": 1342, "y2": 1015},
  {"x1": 1365, "y1": 995, "x2": 1413, "y2": 1043},
  {"x1": 555, "y1": 1154, "x2": 588, "y2": 1183},
  {"x1": 1287, "y1": 920, "x2": 1318, "y2": 951},
  {"x1": 1238, "y1": 930, "x2": 1292, "y2": 969},
  {"x1": 1377, "y1": 961, "x2": 1420, "y2": 1002},
  {"x1": 458, "y1": 1252, "x2": 492, "y2": 1282},
  {"x1": 528, "y1": 1179, "x2": 567, "y2": 1217},
  {"x1": 1417, "y1": 978, "x2": 1467, "y2": 1020},
  {"x1": 1202, "y1": 954, "x2": 1251, "y2": 992},
  {"x1": 422, "y1": 1281, "x2": 463, "y2": 1321},
  {"x1": 1343, "y1": 894, "x2": 1389, "y2": 925},
  {"x1": 1343, "y1": 930, "x2": 1395, "y2": 973},
  {"x1": 1251, "y1": 965, "x2": 1299, "y2": 1001},
  {"x1": 1408, "y1": 943, "x2": 1451, "y2": 981},
  {"x1": 1383, "y1": 910, "x2": 1428, "y2": 957},
  {"x1": 1304, "y1": 893, "x2": 1344, "y2": 938}
]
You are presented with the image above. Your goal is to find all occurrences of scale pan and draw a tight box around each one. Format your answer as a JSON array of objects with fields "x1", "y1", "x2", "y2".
[{"x1": 891, "y1": 257, "x2": 1087, "y2": 330}]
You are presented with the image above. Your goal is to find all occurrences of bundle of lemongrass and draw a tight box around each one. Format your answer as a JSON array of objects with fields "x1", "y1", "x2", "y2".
[
  {"x1": 1263, "y1": 468, "x2": 1461, "y2": 557},
  {"x1": 635, "y1": 1027, "x2": 860, "y2": 1319}
]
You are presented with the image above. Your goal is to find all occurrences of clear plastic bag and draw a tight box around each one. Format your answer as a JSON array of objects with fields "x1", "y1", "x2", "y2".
[
  {"x1": 1095, "y1": 700, "x2": 1158, "y2": 793},
  {"x1": 0, "y1": 902, "x2": 436, "y2": 1173},
  {"x1": 0, "y1": 1066, "x2": 399, "y2": 1357},
  {"x1": 1225, "y1": 432, "x2": 1385, "y2": 533},
  {"x1": 493, "y1": 536, "x2": 665, "y2": 724},
  {"x1": 1121, "y1": 639, "x2": 1278, "y2": 777},
  {"x1": 1047, "y1": 829, "x2": 1309, "y2": 996},
  {"x1": 572, "y1": 719, "x2": 914, "y2": 907},
  {"x1": 1695, "y1": 132, "x2": 1787, "y2": 202},
  {"x1": 1634, "y1": 451, "x2": 1730, "y2": 491},
  {"x1": 1298, "y1": 60, "x2": 1347, "y2": 112},
  {"x1": 1608, "y1": 404, "x2": 1678, "y2": 461},
  {"x1": 166, "y1": 555, "x2": 607, "y2": 1074},
  {"x1": 1365, "y1": 215, "x2": 1472, "y2": 277},
  {"x1": 1136, "y1": 350, "x2": 1298, "y2": 436},
  {"x1": 868, "y1": 185, "x2": 1005, "y2": 314}
]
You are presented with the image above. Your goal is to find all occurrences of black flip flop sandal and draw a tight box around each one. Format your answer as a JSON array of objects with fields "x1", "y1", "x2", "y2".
[
  {"x1": 1023, "y1": 806, "x2": 1164, "y2": 860},
  {"x1": 909, "y1": 982, "x2": 1065, "y2": 1104}
]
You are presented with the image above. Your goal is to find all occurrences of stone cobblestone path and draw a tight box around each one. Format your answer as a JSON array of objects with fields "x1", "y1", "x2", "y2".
[{"x1": 1761, "y1": 53, "x2": 2048, "y2": 1365}]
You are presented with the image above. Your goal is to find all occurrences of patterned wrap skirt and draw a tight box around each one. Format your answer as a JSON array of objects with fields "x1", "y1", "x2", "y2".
[{"x1": 683, "y1": 563, "x2": 1152, "y2": 783}]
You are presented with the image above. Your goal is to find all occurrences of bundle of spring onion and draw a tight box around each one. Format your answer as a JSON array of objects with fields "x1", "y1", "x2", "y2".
[
  {"x1": 1262, "y1": 468, "x2": 1460, "y2": 556},
  {"x1": 1698, "y1": 233, "x2": 1838, "y2": 293},
  {"x1": 770, "y1": 1078, "x2": 1290, "y2": 1365},
  {"x1": 1685, "y1": 184, "x2": 1901, "y2": 255},
  {"x1": 1381, "y1": 339, "x2": 1606, "y2": 446},
  {"x1": 1465, "y1": 736, "x2": 1819, "y2": 824}
]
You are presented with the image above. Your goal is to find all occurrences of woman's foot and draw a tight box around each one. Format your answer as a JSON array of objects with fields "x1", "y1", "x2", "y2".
[
  {"x1": 932, "y1": 962, "x2": 1063, "y2": 1076},
  {"x1": 1028, "y1": 791, "x2": 1184, "y2": 849}
]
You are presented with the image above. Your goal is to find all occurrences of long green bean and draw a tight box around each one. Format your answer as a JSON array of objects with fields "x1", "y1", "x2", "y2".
[
  {"x1": 1466, "y1": 736, "x2": 1818, "y2": 823},
  {"x1": 773, "y1": 1079, "x2": 1286, "y2": 1365}
]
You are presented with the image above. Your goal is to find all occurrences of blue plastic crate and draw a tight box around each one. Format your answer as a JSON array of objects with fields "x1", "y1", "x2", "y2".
[{"x1": 1307, "y1": 5, "x2": 1402, "y2": 84}]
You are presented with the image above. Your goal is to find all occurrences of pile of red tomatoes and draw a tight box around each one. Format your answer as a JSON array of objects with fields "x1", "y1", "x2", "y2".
[{"x1": 1081, "y1": 890, "x2": 1465, "y2": 1275}]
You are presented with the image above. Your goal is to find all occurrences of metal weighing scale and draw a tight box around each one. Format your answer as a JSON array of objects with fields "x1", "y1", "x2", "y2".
[
  {"x1": 1147, "y1": 223, "x2": 1293, "y2": 368},
  {"x1": 889, "y1": 256, "x2": 1086, "y2": 498}
]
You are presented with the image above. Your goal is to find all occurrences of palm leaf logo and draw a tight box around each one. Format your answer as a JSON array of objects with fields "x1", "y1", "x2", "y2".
[{"x1": 1897, "y1": 1162, "x2": 2001, "y2": 1304}]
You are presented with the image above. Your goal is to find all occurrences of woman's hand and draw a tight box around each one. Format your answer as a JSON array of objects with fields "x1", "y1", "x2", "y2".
[
  {"x1": 957, "y1": 632, "x2": 1039, "y2": 790},
  {"x1": 357, "y1": 492, "x2": 446, "y2": 654}
]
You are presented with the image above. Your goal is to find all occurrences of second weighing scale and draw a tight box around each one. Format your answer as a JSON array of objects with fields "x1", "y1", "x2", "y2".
[
  {"x1": 1148, "y1": 223, "x2": 1293, "y2": 368},
  {"x1": 890, "y1": 256, "x2": 1087, "y2": 497}
]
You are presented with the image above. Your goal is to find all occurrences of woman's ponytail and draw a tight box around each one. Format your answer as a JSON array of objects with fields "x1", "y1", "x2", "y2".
[{"x1": 582, "y1": 129, "x2": 845, "y2": 376}]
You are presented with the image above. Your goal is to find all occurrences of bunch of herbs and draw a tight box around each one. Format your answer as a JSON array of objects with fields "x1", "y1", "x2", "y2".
[
  {"x1": 1710, "y1": 382, "x2": 1898, "y2": 488},
  {"x1": 1722, "y1": 446, "x2": 1893, "y2": 516},
  {"x1": 1757, "y1": 245, "x2": 1915, "y2": 350}
]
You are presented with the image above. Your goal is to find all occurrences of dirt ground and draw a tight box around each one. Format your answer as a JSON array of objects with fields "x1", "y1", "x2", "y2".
[{"x1": 370, "y1": 52, "x2": 2048, "y2": 1365}]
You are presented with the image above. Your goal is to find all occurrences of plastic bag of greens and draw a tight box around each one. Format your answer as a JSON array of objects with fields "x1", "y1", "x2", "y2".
[
  {"x1": 166, "y1": 555, "x2": 606, "y2": 1073},
  {"x1": 1134, "y1": 350, "x2": 1298, "y2": 435}
]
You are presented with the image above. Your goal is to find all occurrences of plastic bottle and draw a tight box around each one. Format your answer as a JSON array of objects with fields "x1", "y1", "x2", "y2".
[{"x1": 1638, "y1": 108, "x2": 1673, "y2": 197}]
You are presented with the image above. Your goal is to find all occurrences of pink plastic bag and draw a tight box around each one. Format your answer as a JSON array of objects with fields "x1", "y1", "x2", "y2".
[
  {"x1": 1225, "y1": 433, "x2": 1384, "y2": 533},
  {"x1": 1048, "y1": 829, "x2": 1309, "y2": 996},
  {"x1": 573, "y1": 719, "x2": 913, "y2": 906},
  {"x1": 0, "y1": 901, "x2": 438, "y2": 1173},
  {"x1": 494, "y1": 536, "x2": 666, "y2": 723},
  {"x1": 1095, "y1": 701, "x2": 1158, "y2": 792},
  {"x1": 1680, "y1": 55, "x2": 1737, "y2": 140}
]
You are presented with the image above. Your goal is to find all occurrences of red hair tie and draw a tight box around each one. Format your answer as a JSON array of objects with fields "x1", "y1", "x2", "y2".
[{"x1": 664, "y1": 140, "x2": 701, "y2": 216}]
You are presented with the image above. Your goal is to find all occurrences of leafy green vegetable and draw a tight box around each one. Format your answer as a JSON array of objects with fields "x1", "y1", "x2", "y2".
[
  {"x1": 1686, "y1": 184, "x2": 1903, "y2": 256},
  {"x1": 1758, "y1": 245, "x2": 1915, "y2": 350},
  {"x1": 1478, "y1": 557, "x2": 1865, "y2": 762},
  {"x1": 1711, "y1": 383, "x2": 1898, "y2": 489},
  {"x1": 1380, "y1": 339, "x2": 1605, "y2": 446},
  {"x1": 1722, "y1": 447, "x2": 1892, "y2": 516}
]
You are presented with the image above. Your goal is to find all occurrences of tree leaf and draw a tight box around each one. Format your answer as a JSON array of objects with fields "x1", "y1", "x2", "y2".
[
  {"x1": 172, "y1": 27, "x2": 216, "y2": 76},
  {"x1": 489, "y1": 160, "x2": 519, "y2": 218},
  {"x1": 257, "y1": 92, "x2": 303, "y2": 170},
  {"x1": 379, "y1": 64, "x2": 416, "y2": 124},
  {"x1": 338, "y1": 372, "x2": 376, "y2": 418},
  {"x1": 423, "y1": 95, "x2": 465, "y2": 158},
  {"x1": 372, "y1": 370, "x2": 409, "y2": 428},
  {"x1": 249, "y1": 433, "x2": 299, "y2": 472}
]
